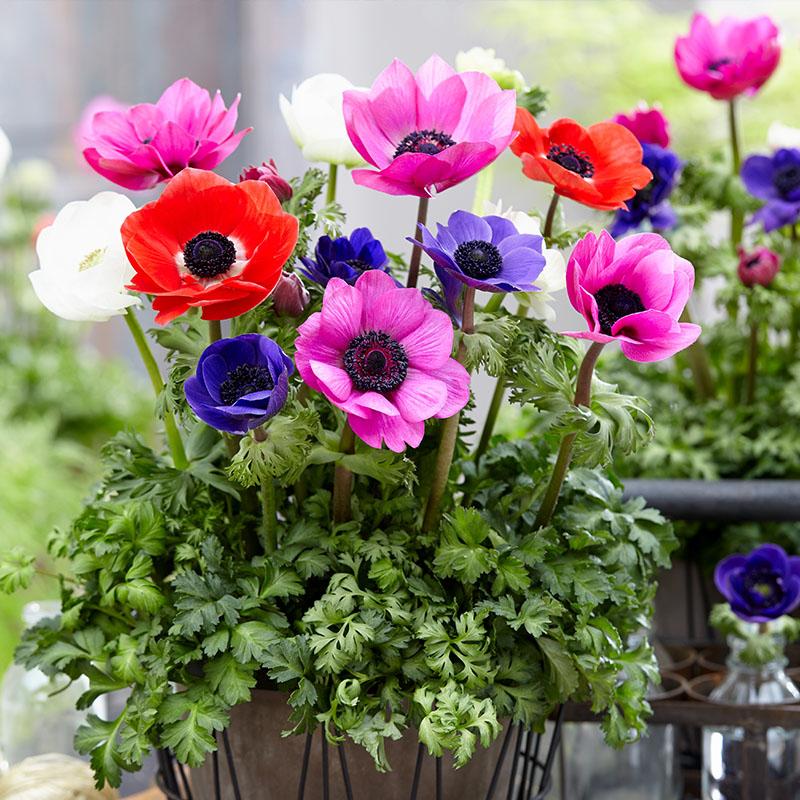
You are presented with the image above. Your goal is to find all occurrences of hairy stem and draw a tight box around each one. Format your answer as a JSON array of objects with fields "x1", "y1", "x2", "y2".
[
  {"x1": 543, "y1": 193, "x2": 560, "y2": 243},
  {"x1": 326, "y1": 163, "x2": 338, "y2": 206},
  {"x1": 253, "y1": 426, "x2": 278, "y2": 554},
  {"x1": 729, "y1": 99, "x2": 743, "y2": 249},
  {"x1": 406, "y1": 197, "x2": 430, "y2": 288},
  {"x1": 332, "y1": 421, "x2": 356, "y2": 524},
  {"x1": 483, "y1": 292, "x2": 504, "y2": 313}
]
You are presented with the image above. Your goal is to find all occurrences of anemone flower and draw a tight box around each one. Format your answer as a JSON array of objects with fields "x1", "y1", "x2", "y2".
[
  {"x1": 298, "y1": 228, "x2": 393, "y2": 287},
  {"x1": 294, "y1": 270, "x2": 470, "y2": 452},
  {"x1": 121, "y1": 168, "x2": 298, "y2": 325},
  {"x1": 343, "y1": 55, "x2": 517, "y2": 197},
  {"x1": 510, "y1": 109, "x2": 652, "y2": 211},
  {"x1": 81, "y1": 78, "x2": 250, "y2": 190},
  {"x1": 563, "y1": 230, "x2": 700, "y2": 362},
  {"x1": 715, "y1": 544, "x2": 800, "y2": 623},
  {"x1": 674, "y1": 13, "x2": 781, "y2": 101},
  {"x1": 737, "y1": 245, "x2": 781, "y2": 287},
  {"x1": 741, "y1": 148, "x2": 800, "y2": 232},
  {"x1": 239, "y1": 159, "x2": 293, "y2": 204},
  {"x1": 611, "y1": 103, "x2": 670, "y2": 149}
]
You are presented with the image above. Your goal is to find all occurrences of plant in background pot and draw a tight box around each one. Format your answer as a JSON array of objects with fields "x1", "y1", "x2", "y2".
[{"x1": 0, "y1": 55, "x2": 687, "y2": 798}]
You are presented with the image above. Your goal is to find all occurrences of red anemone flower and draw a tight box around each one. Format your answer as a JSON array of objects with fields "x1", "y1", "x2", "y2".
[
  {"x1": 122, "y1": 169, "x2": 298, "y2": 324},
  {"x1": 510, "y1": 108, "x2": 652, "y2": 211}
]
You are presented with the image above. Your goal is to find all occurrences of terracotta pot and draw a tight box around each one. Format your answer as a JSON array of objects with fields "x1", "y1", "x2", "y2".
[{"x1": 191, "y1": 690, "x2": 517, "y2": 800}]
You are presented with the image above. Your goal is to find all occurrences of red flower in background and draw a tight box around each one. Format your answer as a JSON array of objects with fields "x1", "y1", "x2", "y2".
[
  {"x1": 510, "y1": 108, "x2": 652, "y2": 211},
  {"x1": 122, "y1": 169, "x2": 298, "y2": 324}
]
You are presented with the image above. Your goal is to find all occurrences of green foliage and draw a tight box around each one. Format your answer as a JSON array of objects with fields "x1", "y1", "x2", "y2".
[{"x1": 516, "y1": 86, "x2": 548, "y2": 118}]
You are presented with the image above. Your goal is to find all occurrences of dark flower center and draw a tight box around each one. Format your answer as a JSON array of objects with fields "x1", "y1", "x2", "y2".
[
  {"x1": 453, "y1": 240, "x2": 503, "y2": 280},
  {"x1": 774, "y1": 164, "x2": 800, "y2": 197},
  {"x1": 595, "y1": 284, "x2": 646, "y2": 334},
  {"x1": 394, "y1": 129, "x2": 456, "y2": 158},
  {"x1": 219, "y1": 364, "x2": 274, "y2": 405},
  {"x1": 343, "y1": 330, "x2": 408, "y2": 393},
  {"x1": 183, "y1": 231, "x2": 237, "y2": 279},
  {"x1": 143, "y1": 136, "x2": 153, "y2": 145},
  {"x1": 707, "y1": 57, "x2": 733, "y2": 73},
  {"x1": 742, "y1": 569, "x2": 784, "y2": 607},
  {"x1": 745, "y1": 256, "x2": 762, "y2": 269},
  {"x1": 547, "y1": 144, "x2": 595, "y2": 178},
  {"x1": 345, "y1": 258, "x2": 371, "y2": 274}
]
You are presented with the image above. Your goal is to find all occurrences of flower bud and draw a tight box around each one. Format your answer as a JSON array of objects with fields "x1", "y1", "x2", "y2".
[
  {"x1": 239, "y1": 159, "x2": 293, "y2": 204},
  {"x1": 455, "y1": 47, "x2": 526, "y2": 92},
  {"x1": 272, "y1": 271, "x2": 309, "y2": 317},
  {"x1": 737, "y1": 244, "x2": 781, "y2": 287}
]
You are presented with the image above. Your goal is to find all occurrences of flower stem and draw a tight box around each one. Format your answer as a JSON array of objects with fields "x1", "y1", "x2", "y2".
[
  {"x1": 326, "y1": 163, "x2": 338, "y2": 206},
  {"x1": 533, "y1": 341, "x2": 605, "y2": 530},
  {"x1": 745, "y1": 317, "x2": 759, "y2": 405},
  {"x1": 471, "y1": 162, "x2": 495, "y2": 214},
  {"x1": 332, "y1": 421, "x2": 356, "y2": 524},
  {"x1": 252, "y1": 426, "x2": 277, "y2": 554},
  {"x1": 124, "y1": 307, "x2": 188, "y2": 470},
  {"x1": 406, "y1": 196, "x2": 430, "y2": 288},
  {"x1": 421, "y1": 287, "x2": 475, "y2": 532},
  {"x1": 680, "y1": 306, "x2": 714, "y2": 401},
  {"x1": 208, "y1": 319, "x2": 222, "y2": 343},
  {"x1": 483, "y1": 292, "x2": 504, "y2": 313},
  {"x1": 543, "y1": 193, "x2": 560, "y2": 243},
  {"x1": 729, "y1": 99, "x2": 744, "y2": 248}
]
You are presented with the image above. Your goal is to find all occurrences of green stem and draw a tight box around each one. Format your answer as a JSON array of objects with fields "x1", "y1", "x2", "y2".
[
  {"x1": 471, "y1": 162, "x2": 496, "y2": 215},
  {"x1": 406, "y1": 196, "x2": 430, "y2": 288},
  {"x1": 543, "y1": 193, "x2": 560, "y2": 243},
  {"x1": 326, "y1": 163, "x2": 338, "y2": 206},
  {"x1": 745, "y1": 317, "x2": 758, "y2": 405},
  {"x1": 680, "y1": 306, "x2": 714, "y2": 401},
  {"x1": 124, "y1": 308, "x2": 188, "y2": 470},
  {"x1": 208, "y1": 319, "x2": 222, "y2": 343},
  {"x1": 483, "y1": 293, "x2": 504, "y2": 313},
  {"x1": 533, "y1": 341, "x2": 605, "y2": 530},
  {"x1": 333, "y1": 421, "x2": 356, "y2": 524},
  {"x1": 253, "y1": 427, "x2": 278, "y2": 554},
  {"x1": 729, "y1": 99, "x2": 743, "y2": 249}
]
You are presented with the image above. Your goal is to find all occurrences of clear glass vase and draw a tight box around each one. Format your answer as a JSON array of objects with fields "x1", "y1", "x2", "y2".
[{"x1": 702, "y1": 633, "x2": 800, "y2": 800}]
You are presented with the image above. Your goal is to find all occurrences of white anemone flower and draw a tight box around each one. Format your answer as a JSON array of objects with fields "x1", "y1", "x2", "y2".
[
  {"x1": 30, "y1": 192, "x2": 140, "y2": 322},
  {"x1": 455, "y1": 47, "x2": 526, "y2": 92},
  {"x1": 484, "y1": 200, "x2": 566, "y2": 323},
  {"x1": 279, "y1": 73, "x2": 366, "y2": 168},
  {"x1": 766, "y1": 122, "x2": 800, "y2": 152}
]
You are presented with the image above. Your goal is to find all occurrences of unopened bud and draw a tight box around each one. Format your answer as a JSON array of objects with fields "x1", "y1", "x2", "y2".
[
  {"x1": 272, "y1": 271, "x2": 309, "y2": 317},
  {"x1": 239, "y1": 159, "x2": 293, "y2": 204},
  {"x1": 737, "y1": 244, "x2": 781, "y2": 288}
]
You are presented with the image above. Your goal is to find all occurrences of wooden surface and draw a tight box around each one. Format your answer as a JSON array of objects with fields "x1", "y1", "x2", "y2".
[{"x1": 126, "y1": 789, "x2": 165, "y2": 800}]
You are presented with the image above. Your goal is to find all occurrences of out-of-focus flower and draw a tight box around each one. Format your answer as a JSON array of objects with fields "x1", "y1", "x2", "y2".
[
  {"x1": 74, "y1": 95, "x2": 127, "y2": 161},
  {"x1": 0, "y1": 125, "x2": 11, "y2": 184},
  {"x1": 272, "y1": 271, "x2": 309, "y2": 317},
  {"x1": 279, "y1": 74, "x2": 366, "y2": 168},
  {"x1": 674, "y1": 13, "x2": 780, "y2": 101},
  {"x1": 715, "y1": 543, "x2": 800, "y2": 623},
  {"x1": 121, "y1": 168, "x2": 298, "y2": 325},
  {"x1": 295, "y1": 270, "x2": 470, "y2": 452},
  {"x1": 185, "y1": 334, "x2": 293, "y2": 435},
  {"x1": 737, "y1": 244, "x2": 781, "y2": 287},
  {"x1": 510, "y1": 109, "x2": 652, "y2": 211},
  {"x1": 767, "y1": 122, "x2": 800, "y2": 152},
  {"x1": 611, "y1": 103, "x2": 670, "y2": 148},
  {"x1": 6, "y1": 158, "x2": 56, "y2": 205},
  {"x1": 298, "y1": 228, "x2": 392, "y2": 287},
  {"x1": 563, "y1": 230, "x2": 700, "y2": 362},
  {"x1": 343, "y1": 55, "x2": 517, "y2": 197},
  {"x1": 455, "y1": 47, "x2": 526, "y2": 91},
  {"x1": 484, "y1": 200, "x2": 565, "y2": 322},
  {"x1": 609, "y1": 143, "x2": 682, "y2": 238},
  {"x1": 30, "y1": 212, "x2": 57, "y2": 248},
  {"x1": 741, "y1": 148, "x2": 800, "y2": 232},
  {"x1": 82, "y1": 78, "x2": 251, "y2": 190},
  {"x1": 29, "y1": 192, "x2": 139, "y2": 322},
  {"x1": 239, "y1": 159, "x2": 293, "y2": 204}
]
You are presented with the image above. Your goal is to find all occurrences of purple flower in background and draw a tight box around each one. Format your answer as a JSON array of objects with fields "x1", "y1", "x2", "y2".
[
  {"x1": 741, "y1": 148, "x2": 800, "y2": 232},
  {"x1": 413, "y1": 211, "x2": 545, "y2": 294},
  {"x1": 185, "y1": 334, "x2": 293, "y2": 435},
  {"x1": 714, "y1": 544, "x2": 800, "y2": 623},
  {"x1": 298, "y1": 228, "x2": 392, "y2": 287},
  {"x1": 609, "y1": 143, "x2": 682, "y2": 238}
]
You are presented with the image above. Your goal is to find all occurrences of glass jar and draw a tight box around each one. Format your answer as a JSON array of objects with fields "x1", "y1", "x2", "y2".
[{"x1": 702, "y1": 633, "x2": 800, "y2": 800}]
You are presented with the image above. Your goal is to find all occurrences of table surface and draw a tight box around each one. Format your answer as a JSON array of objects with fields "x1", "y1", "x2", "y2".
[{"x1": 127, "y1": 790, "x2": 165, "y2": 799}]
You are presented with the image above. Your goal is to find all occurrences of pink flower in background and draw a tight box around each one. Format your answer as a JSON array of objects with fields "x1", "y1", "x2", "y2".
[
  {"x1": 81, "y1": 78, "x2": 251, "y2": 190},
  {"x1": 239, "y1": 159, "x2": 293, "y2": 204},
  {"x1": 343, "y1": 55, "x2": 517, "y2": 197},
  {"x1": 74, "y1": 95, "x2": 128, "y2": 158},
  {"x1": 295, "y1": 270, "x2": 470, "y2": 452},
  {"x1": 611, "y1": 103, "x2": 670, "y2": 148},
  {"x1": 674, "y1": 13, "x2": 780, "y2": 101},
  {"x1": 737, "y1": 244, "x2": 781, "y2": 287},
  {"x1": 563, "y1": 231, "x2": 701, "y2": 362}
]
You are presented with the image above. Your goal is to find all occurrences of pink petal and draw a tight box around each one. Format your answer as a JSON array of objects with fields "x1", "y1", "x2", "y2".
[
  {"x1": 295, "y1": 316, "x2": 345, "y2": 392},
  {"x1": 416, "y1": 73, "x2": 466, "y2": 135},
  {"x1": 452, "y1": 85, "x2": 517, "y2": 143},
  {"x1": 343, "y1": 91, "x2": 395, "y2": 168},
  {"x1": 433, "y1": 359, "x2": 471, "y2": 418},
  {"x1": 90, "y1": 110, "x2": 142, "y2": 150},
  {"x1": 451, "y1": 73, "x2": 515, "y2": 141},
  {"x1": 309, "y1": 359, "x2": 352, "y2": 402},
  {"x1": 398, "y1": 307, "x2": 454, "y2": 369},
  {"x1": 148, "y1": 121, "x2": 198, "y2": 172},
  {"x1": 349, "y1": 410, "x2": 424, "y2": 452},
  {"x1": 127, "y1": 104, "x2": 164, "y2": 142},
  {"x1": 81, "y1": 148, "x2": 162, "y2": 190},
  {"x1": 348, "y1": 391, "x2": 400, "y2": 417},
  {"x1": 370, "y1": 87, "x2": 418, "y2": 152},
  {"x1": 156, "y1": 78, "x2": 211, "y2": 132},
  {"x1": 320, "y1": 278, "x2": 363, "y2": 349},
  {"x1": 619, "y1": 322, "x2": 701, "y2": 362},
  {"x1": 360, "y1": 284, "x2": 428, "y2": 341},
  {"x1": 414, "y1": 54, "x2": 457, "y2": 97},
  {"x1": 390, "y1": 368, "x2": 447, "y2": 422}
]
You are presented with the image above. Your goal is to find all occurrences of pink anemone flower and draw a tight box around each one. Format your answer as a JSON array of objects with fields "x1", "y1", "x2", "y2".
[
  {"x1": 82, "y1": 78, "x2": 251, "y2": 190},
  {"x1": 342, "y1": 55, "x2": 517, "y2": 197},
  {"x1": 674, "y1": 13, "x2": 780, "y2": 101},
  {"x1": 611, "y1": 103, "x2": 670, "y2": 148},
  {"x1": 563, "y1": 231, "x2": 701, "y2": 362},
  {"x1": 295, "y1": 270, "x2": 470, "y2": 452}
]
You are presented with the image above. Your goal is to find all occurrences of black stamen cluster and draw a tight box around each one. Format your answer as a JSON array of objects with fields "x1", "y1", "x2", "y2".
[
  {"x1": 774, "y1": 164, "x2": 800, "y2": 197},
  {"x1": 547, "y1": 144, "x2": 595, "y2": 178},
  {"x1": 594, "y1": 283, "x2": 645, "y2": 334},
  {"x1": 394, "y1": 129, "x2": 456, "y2": 158},
  {"x1": 345, "y1": 258, "x2": 371, "y2": 274},
  {"x1": 343, "y1": 330, "x2": 408, "y2": 393},
  {"x1": 743, "y1": 569, "x2": 783, "y2": 606},
  {"x1": 219, "y1": 364, "x2": 274, "y2": 405},
  {"x1": 183, "y1": 231, "x2": 237, "y2": 279},
  {"x1": 453, "y1": 240, "x2": 503, "y2": 280}
]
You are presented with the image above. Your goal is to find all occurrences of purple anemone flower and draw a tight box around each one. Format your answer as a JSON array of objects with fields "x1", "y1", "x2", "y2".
[
  {"x1": 714, "y1": 543, "x2": 800, "y2": 624},
  {"x1": 741, "y1": 148, "x2": 800, "y2": 232},
  {"x1": 298, "y1": 228, "x2": 393, "y2": 287},
  {"x1": 185, "y1": 334, "x2": 293, "y2": 435},
  {"x1": 412, "y1": 211, "x2": 546, "y2": 295}
]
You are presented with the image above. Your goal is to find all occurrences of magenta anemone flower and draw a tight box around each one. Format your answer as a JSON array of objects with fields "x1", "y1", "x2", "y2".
[
  {"x1": 737, "y1": 244, "x2": 781, "y2": 288},
  {"x1": 294, "y1": 270, "x2": 470, "y2": 452},
  {"x1": 342, "y1": 55, "x2": 517, "y2": 197},
  {"x1": 563, "y1": 231, "x2": 701, "y2": 362},
  {"x1": 611, "y1": 103, "x2": 670, "y2": 148},
  {"x1": 674, "y1": 13, "x2": 781, "y2": 101},
  {"x1": 82, "y1": 78, "x2": 251, "y2": 190}
]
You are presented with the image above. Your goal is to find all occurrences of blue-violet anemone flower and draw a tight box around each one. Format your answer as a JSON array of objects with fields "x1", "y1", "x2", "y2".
[
  {"x1": 412, "y1": 211, "x2": 546, "y2": 296},
  {"x1": 741, "y1": 148, "x2": 800, "y2": 232},
  {"x1": 298, "y1": 227, "x2": 392, "y2": 287},
  {"x1": 714, "y1": 543, "x2": 800, "y2": 623},
  {"x1": 609, "y1": 143, "x2": 682, "y2": 238},
  {"x1": 185, "y1": 334, "x2": 293, "y2": 435}
]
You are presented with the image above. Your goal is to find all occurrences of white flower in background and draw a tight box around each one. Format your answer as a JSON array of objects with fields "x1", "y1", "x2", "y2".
[
  {"x1": 279, "y1": 73, "x2": 366, "y2": 168},
  {"x1": 767, "y1": 122, "x2": 800, "y2": 151},
  {"x1": 0, "y1": 126, "x2": 11, "y2": 183},
  {"x1": 455, "y1": 47, "x2": 526, "y2": 92},
  {"x1": 6, "y1": 158, "x2": 56, "y2": 204},
  {"x1": 30, "y1": 192, "x2": 140, "y2": 322},
  {"x1": 484, "y1": 199, "x2": 566, "y2": 323}
]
